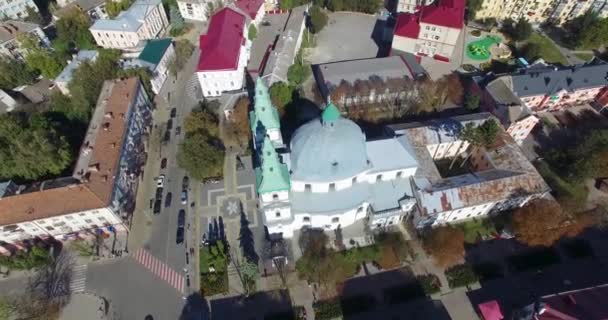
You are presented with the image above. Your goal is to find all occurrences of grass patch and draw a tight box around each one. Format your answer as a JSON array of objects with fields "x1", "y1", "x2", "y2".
[
  {"x1": 525, "y1": 33, "x2": 568, "y2": 65},
  {"x1": 574, "y1": 52, "x2": 594, "y2": 61},
  {"x1": 535, "y1": 160, "x2": 588, "y2": 206},
  {"x1": 457, "y1": 219, "x2": 497, "y2": 244}
]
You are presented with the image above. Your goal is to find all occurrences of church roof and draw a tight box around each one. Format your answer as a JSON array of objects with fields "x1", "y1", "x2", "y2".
[
  {"x1": 256, "y1": 137, "x2": 290, "y2": 194},
  {"x1": 250, "y1": 77, "x2": 281, "y2": 133},
  {"x1": 321, "y1": 102, "x2": 341, "y2": 123}
]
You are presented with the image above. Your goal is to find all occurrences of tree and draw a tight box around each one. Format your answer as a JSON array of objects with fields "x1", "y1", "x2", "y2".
[
  {"x1": 269, "y1": 81, "x2": 292, "y2": 115},
  {"x1": 563, "y1": 12, "x2": 608, "y2": 49},
  {"x1": 183, "y1": 106, "x2": 219, "y2": 137},
  {"x1": 248, "y1": 24, "x2": 257, "y2": 40},
  {"x1": 512, "y1": 18, "x2": 532, "y2": 41},
  {"x1": 224, "y1": 97, "x2": 251, "y2": 148},
  {"x1": 477, "y1": 119, "x2": 499, "y2": 148},
  {"x1": 105, "y1": 0, "x2": 133, "y2": 18},
  {"x1": 0, "y1": 56, "x2": 37, "y2": 90},
  {"x1": 464, "y1": 94, "x2": 480, "y2": 111},
  {"x1": 168, "y1": 39, "x2": 195, "y2": 76},
  {"x1": 54, "y1": 7, "x2": 95, "y2": 52},
  {"x1": 466, "y1": 0, "x2": 483, "y2": 21},
  {"x1": 309, "y1": 5, "x2": 327, "y2": 34},
  {"x1": 512, "y1": 199, "x2": 592, "y2": 247},
  {"x1": 0, "y1": 114, "x2": 72, "y2": 181},
  {"x1": 422, "y1": 226, "x2": 465, "y2": 267},
  {"x1": 205, "y1": 0, "x2": 224, "y2": 18},
  {"x1": 24, "y1": 6, "x2": 44, "y2": 25},
  {"x1": 118, "y1": 67, "x2": 155, "y2": 98},
  {"x1": 287, "y1": 50, "x2": 309, "y2": 85},
  {"x1": 169, "y1": 6, "x2": 185, "y2": 36},
  {"x1": 177, "y1": 131, "x2": 224, "y2": 180},
  {"x1": 577, "y1": 17, "x2": 608, "y2": 49}
]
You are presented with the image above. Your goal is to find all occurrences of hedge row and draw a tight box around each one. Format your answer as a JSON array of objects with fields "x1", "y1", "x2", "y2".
[{"x1": 445, "y1": 264, "x2": 479, "y2": 289}]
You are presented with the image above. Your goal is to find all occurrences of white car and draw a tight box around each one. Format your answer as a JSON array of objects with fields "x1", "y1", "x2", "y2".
[{"x1": 156, "y1": 175, "x2": 165, "y2": 188}]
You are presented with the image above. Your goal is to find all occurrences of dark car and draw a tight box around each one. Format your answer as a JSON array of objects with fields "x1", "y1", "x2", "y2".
[
  {"x1": 165, "y1": 192, "x2": 172, "y2": 208},
  {"x1": 182, "y1": 176, "x2": 189, "y2": 190},
  {"x1": 176, "y1": 227, "x2": 184, "y2": 244},
  {"x1": 160, "y1": 158, "x2": 167, "y2": 169},
  {"x1": 177, "y1": 209, "x2": 186, "y2": 227},
  {"x1": 170, "y1": 108, "x2": 177, "y2": 118},
  {"x1": 164, "y1": 130, "x2": 171, "y2": 142},
  {"x1": 175, "y1": 126, "x2": 181, "y2": 136},
  {"x1": 153, "y1": 199, "x2": 161, "y2": 214},
  {"x1": 167, "y1": 119, "x2": 173, "y2": 130},
  {"x1": 155, "y1": 187, "x2": 163, "y2": 201}
]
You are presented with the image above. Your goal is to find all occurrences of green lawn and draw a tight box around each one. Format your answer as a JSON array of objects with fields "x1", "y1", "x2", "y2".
[
  {"x1": 525, "y1": 33, "x2": 568, "y2": 65},
  {"x1": 574, "y1": 52, "x2": 595, "y2": 61},
  {"x1": 457, "y1": 219, "x2": 497, "y2": 244}
]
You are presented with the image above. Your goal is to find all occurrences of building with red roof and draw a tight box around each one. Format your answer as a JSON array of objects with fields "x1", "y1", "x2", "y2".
[
  {"x1": 196, "y1": 7, "x2": 251, "y2": 97},
  {"x1": 392, "y1": 0, "x2": 465, "y2": 62},
  {"x1": 234, "y1": 0, "x2": 265, "y2": 25}
]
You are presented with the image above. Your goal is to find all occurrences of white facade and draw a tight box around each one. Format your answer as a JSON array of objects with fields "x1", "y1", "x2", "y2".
[
  {"x1": 197, "y1": 39, "x2": 251, "y2": 97},
  {"x1": 177, "y1": 0, "x2": 210, "y2": 21},
  {"x1": 396, "y1": 0, "x2": 431, "y2": 13},
  {"x1": 393, "y1": 23, "x2": 461, "y2": 59},
  {"x1": 0, "y1": 0, "x2": 37, "y2": 19},
  {"x1": 90, "y1": 0, "x2": 169, "y2": 50}
]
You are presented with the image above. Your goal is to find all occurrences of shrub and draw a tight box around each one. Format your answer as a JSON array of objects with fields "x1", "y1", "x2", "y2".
[
  {"x1": 314, "y1": 299, "x2": 342, "y2": 320},
  {"x1": 200, "y1": 271, "x2": 228, "y2": 296},
  {"x1": 445, "y1": 264, "x2": 479, "y2": 288},
  {"x1": 416, "y1": 274, "x2": 441, "y2": 295}
]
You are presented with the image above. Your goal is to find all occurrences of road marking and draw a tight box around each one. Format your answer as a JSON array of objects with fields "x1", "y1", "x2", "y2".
[
  {"x1": 70, "y1": 264, "x2": 87, "y2": 293},
  {"x1": 132, "y1": 248, "x2": 185, "y2": 294}
]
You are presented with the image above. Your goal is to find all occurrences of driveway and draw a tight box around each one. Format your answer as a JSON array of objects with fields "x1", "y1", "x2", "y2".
[{"x1": 307, "y1": 12, "x2": 381, "y2": 64}]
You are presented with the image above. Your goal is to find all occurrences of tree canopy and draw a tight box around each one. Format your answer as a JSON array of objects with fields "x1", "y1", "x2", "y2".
[
  {"x1": 0, "y1": 56, "x2": 37, "y2": 90},
  {"x1": 248, "y1": 24, "x2": 257, "y2": 40},
  {"x1": 512, "y1": 199, "x2": 593, "y2": 247},
  {"x1": 564, "y1": 12, "x2": 608, "y2": 49},
  {"x1": 223, "y1": 97, "x2": 251, "y2": 148},
  {"x1": 309, "y1": 5, "x2": 328, "y2": 34},
  {"x1": 17, "y1": 33, "x2": 65, "y2": 79},
  {"x1": 54, "y1": 7, "x2": 95, "y2": 55},
  {"x1": 464, "y1": 94, "x2": 480, "y2": 111},
  {"x1": 502, "y1": 18, "x2": 532, "y2": 42},
  {"x1": 168, "y1": 39, "x2": 195, "y2": 76},
  {"x1": 422, "y1": 226, "x2": 465, "y2": 267},
  {"x1": 269, "y1": 81, "x2": 293, "y2": 116},
  {"x1": 105, "y1": 0, "x2": 133, "y2": 17},
  {"x1": 0, "y1": 113, "x2": 72, "y2": 181}
]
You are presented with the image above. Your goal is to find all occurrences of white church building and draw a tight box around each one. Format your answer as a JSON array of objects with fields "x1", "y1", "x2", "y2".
[{"x1": 250, "y1": 79, "x2": 550, "y2": 239}]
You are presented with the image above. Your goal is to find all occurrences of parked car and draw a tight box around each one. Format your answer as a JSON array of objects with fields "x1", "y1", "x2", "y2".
[
  {"x1": 153, "y1": 199, "x2": 161, "y2": 214},
  {"x1": 160, "y1": 158, "x2": 167, "y2": 169},
  {"x1": 164, "y1": 130, "x2": 171, "y2": 142},
  {"x1": 177, "y1": 209, "x2": 185, "y2": 227},
  {"x1": 181, "y1": 190, "x2": 188, "y2": 205},
  {"x1": 176, "y1": 227, "x2": 184, "y2": 244},
  {"x1": 182, "y1": 176, "x2": 189, "y2": 190},
  {"x1": 155, "y1": 187, "x2": 163, "y2": 201},
  {"x1": 165, "y1": 192, "x2": 172, "y2": 208},
  {"x1": 167, "y1": 119, "x2": 173, "y2": 130},
  {"x1": 170, "y1": 108, "x2": 177, "y2": 118},
  {"x1": 156, "y1": 175, "x2": 165, "y2": 188},
  {"x1": 175, "y1": 126, "x2": 181, "y2": 136}
]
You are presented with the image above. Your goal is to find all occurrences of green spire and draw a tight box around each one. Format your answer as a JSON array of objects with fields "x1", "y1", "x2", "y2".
[
  {"x1": 322, "y1": 102, "x2": 341, "y2": 123},
  {"x1": 251, "y1": 77, "x2": 280, "y2": 132},
  {"x1": 256, "y1": 137, "x2": 290, "y2": 194}
]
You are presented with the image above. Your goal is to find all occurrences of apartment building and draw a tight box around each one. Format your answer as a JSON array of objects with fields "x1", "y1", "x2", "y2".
[
  {"x1": 177, "y1": 0, "x2": 211, "y2": 21},
  {"x1": 0, "y1": 0, "x2": 37, "y2": 20},
  {"x1": 475, "y1": 0, "x2": 607, "y2": 25},
  {"x1": 125, "y1": 38, "x2": 174, "y2": 94},
  {"x1": 396, "y1": 0, "x2": 432, "y2": 13},
  {"x1": 591, "y1": 0, "x2": 608, "y2": 18},
  {"x1": 197, "y1": 7, "x2": 251, "y2": 97},
  {"x1": 54, "y1": 0, "x2": 109, "y2": 22},
  {"x1": 0, "y1": 78, "x2": 152, "y2": 252},
  {"x1": 392, "y1": 0, "x2": 465, "y2": 62},
  {"x1": 0, "y1": 20, "x2": 50, "y2": 61},
  {"x1": 90, "y1": 0, "x2": 169, "y2": 50}
]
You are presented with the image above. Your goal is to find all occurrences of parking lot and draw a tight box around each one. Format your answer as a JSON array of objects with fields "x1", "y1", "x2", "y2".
[{"x1": 307, "y1": 12, "x2": 381, "y2": 64}]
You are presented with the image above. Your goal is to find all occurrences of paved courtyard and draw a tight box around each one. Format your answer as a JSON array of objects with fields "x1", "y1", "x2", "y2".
[{"x1": 307, "y1": 12, "x2": 381, "y2": 64}]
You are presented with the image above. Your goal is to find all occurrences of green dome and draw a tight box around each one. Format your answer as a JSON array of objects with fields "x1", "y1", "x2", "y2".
[{"x1": 321, "y1": 102, "x2": 341, "y2": 123}]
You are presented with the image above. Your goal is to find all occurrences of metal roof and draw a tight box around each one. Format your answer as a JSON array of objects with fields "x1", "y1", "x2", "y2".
[
  {"x1": 55, "y1": 50, "x2": 98, "y2": 84},
  {"x1": 90, "y1": 0, "x2": 162, "y2": 32},
  {"x1": 138, "y1": 38, "x2": 172, "y2": 65}
]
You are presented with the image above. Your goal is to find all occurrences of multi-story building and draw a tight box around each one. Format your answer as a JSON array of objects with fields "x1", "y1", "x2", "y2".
[
  {"x1": 591, "y1": 0, "x2": 608, "y2": 18},
  {"x1": 0, "y1": 0, "x2": 37, "y2": 20},
  {"x1": 177, "y1": 0, "x2": 211, "y2": 21},
  {"x1": 54, "y1": 50, "x2": 98, "y2": 95},
  {"x1": 89, "y1": 0, "x2": 169, "y2": 50},
  {"x1": 196, "y1": 7, "x2": 251, "y2": 97},
  {"x1": 396, "y1": 0, "x2": 432, "y2": 13},
  {"x1": 0, "y1": 78, "x2": 152, "y2": 252},
  {"x1": 311, "y1": 54, "x2": 426, "y2": 109},
  {"x1": 0, "y1": 21, "x2": 50, "y2": 61},
  {"x1": 475, "y1": 0, "x2": 606, "y2": 25},
  {"x1": 392, "y1": 0, "x2": 465, "y2": 62},
  {"x1": 234, "y1": 0, "x2": 265, "y2": 25},
  {"x1": 54, "y1": 0, "x2": 109, "y2": 22},
  {"x1": 472, "y1": 60, "x2": 608, "y2": 143},
  {"x1": 127, "y1": 38, "x2": 174, "y2": 94}
]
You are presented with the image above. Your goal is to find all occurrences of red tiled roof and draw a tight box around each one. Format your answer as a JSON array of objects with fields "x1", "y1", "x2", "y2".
[
  {"x1": 197, "y1": 7, "x2": 246, "y2": 72},
  {"x1": 235, "y1": 0, "x2": 264, "y2": 19},
  {"x1": 393, "y1": 0, "x2": 464, "y2": 39},
  {"x1": 394, "y1": 13, "x2": 420, "y2": 39}
]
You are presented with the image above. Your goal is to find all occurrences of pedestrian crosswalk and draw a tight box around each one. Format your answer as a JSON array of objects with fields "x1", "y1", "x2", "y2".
[
  {"x1": 132, "y1": 248, "x2": 184, "y2": 293},
  {"x1": 70, "y1": 264, "x2": 87, "y2": 293}
]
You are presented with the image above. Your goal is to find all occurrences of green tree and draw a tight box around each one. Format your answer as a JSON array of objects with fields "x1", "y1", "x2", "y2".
[
  {"x1": 0, "y1": 114, "x2": 72, "y2": 181},
  {"x1": 578, "y1": 18, "x2": 608, "y2": 49},
  {"x1": 118, "y1": 67, "x2": 154, "y2": 98},
  {"x1": 269, "y1": 81, "x2": 292, "y2": 115},
  {"x1": 309, "y1": 5, "x2": 327, "y2": 34},
  {"x1": 466, "y1": 0, "x2": 483, "y2": 21},
  {"x1": 54, "y1": 7, "x2": 95, "y2": 52},
  {"x1": 477, "y1": 119, "x2": 499, "y2": 148},
  {"x1": 248, "y1": 24, "x2": 257, "y2": 40},
  {"x1": 169, "y1": 6, "x2": 185, "y2": 36},
  {"x1": 563, "y1": 11, "x2": 603, "y2": 48},
  {"x1": 523, "y1": 42, "x2": 543, "y2": 61},
  {"x1": 184, "y1": 107, "x2": 219, "y2": 137},
  {"x1": 512, "y1": 18, "x2": 532, "y2": 41},
  {"x1": 464, "y1": 94, "x2": 480, "y2": 111},
  {"x1": 177, "y1": 131, "x2": 224, "y2": 180},
  {"x1": 167, "y1": 39, "x2": 194, "y2": 76},
  {"x1": 0, "y1": 56, "x2": 37, "y2": 90},
  {"x1": 105, "y1": 0, "x2": 133, "y2": 17},
  {"x1": 24, "y1": 50, "x2": 65, "y2": 79}
]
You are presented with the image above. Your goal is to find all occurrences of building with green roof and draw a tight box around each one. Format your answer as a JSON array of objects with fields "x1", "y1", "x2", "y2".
[
  {"x1": 250, "y1": 77, "x2": 283, "y2": 149},
  {"x1": 130, "y1": 38, "x2": 174, "y2": 94},
  {"x1": 255, "y1": 137, "x2": 290, "y2": 195}
]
